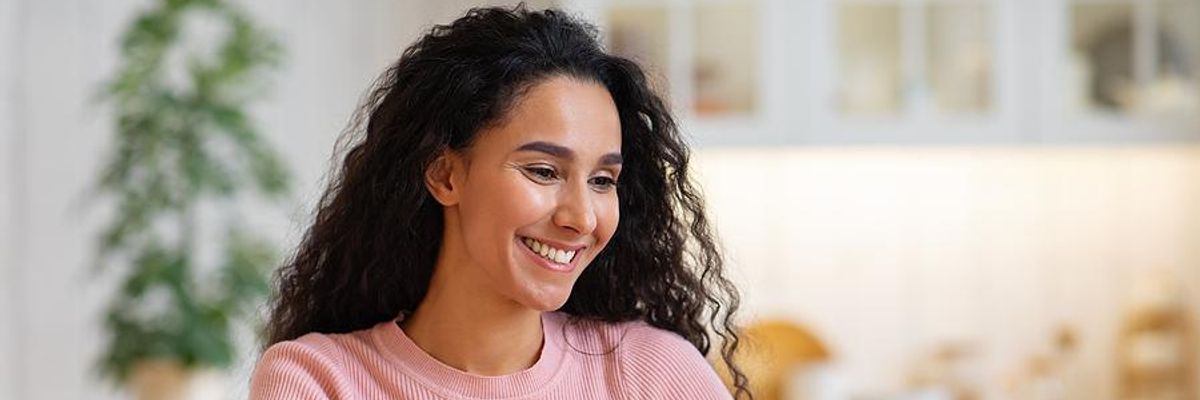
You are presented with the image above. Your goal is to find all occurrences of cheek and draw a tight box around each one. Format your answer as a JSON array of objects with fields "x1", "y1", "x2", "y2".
[
  {"x1": 594, "y1": 195, "x2": 620, "y2": 247},
  {"x1": 499, "y1": 178, "x2": 554, "y2": 226},
  {"x1": 463, "y1": 174, "x2": 551, "y2": 241}
]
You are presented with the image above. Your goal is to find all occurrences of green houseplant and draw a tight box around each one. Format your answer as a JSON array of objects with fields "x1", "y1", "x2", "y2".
[{"x1": 92, "y1": 0, "x2": 289, "y2": 395}]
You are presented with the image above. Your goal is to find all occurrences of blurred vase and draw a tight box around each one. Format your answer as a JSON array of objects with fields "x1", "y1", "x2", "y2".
[
  {"x1": 129, "y1": 360, "x2": 225, "y2": 400},
  {"x1": 717, "y1": 319, "x2": 831, "y2": 399},
  {"x1": 1118, "y1": 270, "x2": 1195, "y2": 400},
  {"x1": 786, "y1": 362, "x2": 849, "y2": 400}
]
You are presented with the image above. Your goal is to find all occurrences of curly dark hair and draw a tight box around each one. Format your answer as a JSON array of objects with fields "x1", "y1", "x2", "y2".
[{"x1": 263, "y1": 4, "x2": 749, "y2": 398}]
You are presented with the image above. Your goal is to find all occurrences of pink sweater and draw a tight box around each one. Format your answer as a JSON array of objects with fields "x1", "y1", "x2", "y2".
[{"x1": 249, "y1": 312, "x2": 732, "y2": 399}]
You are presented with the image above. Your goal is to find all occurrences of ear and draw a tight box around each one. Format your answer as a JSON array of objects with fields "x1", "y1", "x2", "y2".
[{"x1": 425, "y1": 150, "x2": 463, "y2": 206}]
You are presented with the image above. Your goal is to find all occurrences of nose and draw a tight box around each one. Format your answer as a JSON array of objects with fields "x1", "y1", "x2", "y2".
[{"x1": 552, "y1": 179, "x2": 598, "y2": 235}]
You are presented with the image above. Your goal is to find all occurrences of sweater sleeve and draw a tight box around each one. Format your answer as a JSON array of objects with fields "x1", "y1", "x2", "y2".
[
  {"x1": 249, "y1": 339, "x2": 346, "y2": 400},
  {"x1": 619, "y1": 324, "x2": 733, "y2": 400}
]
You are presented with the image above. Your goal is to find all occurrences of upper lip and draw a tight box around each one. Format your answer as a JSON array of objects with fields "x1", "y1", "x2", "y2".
[{"x1": 522, "y1": 236, "x2": 587, "y2": 252}]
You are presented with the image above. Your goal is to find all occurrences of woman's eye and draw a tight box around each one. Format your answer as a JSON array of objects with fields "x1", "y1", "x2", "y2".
[
  {"x1": 524, "y1": 166, "x2": 558, "y2": 181},
  {"x1": 589, "y1": 176, "x2": 618, "y2": 190}
]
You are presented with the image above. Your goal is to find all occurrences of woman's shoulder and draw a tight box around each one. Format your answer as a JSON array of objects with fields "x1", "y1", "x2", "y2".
[
  {"x1": 249, "y1": 322, "x2": 395, "y2": 399},
  {"x1": 260, "y1": 322, "x2": 386, "y2": 365}
]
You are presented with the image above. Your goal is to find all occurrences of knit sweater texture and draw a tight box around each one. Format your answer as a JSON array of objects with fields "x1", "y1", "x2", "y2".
[{"x1": 249, "y1": 312, "x2": 732, "y2": 399}]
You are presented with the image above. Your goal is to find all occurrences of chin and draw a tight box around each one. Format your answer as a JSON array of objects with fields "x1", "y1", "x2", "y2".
[
  {"x1": 516, "y1": 287, "x2": 574, "y2": 312},
  {"x1": 506, "y1": 247, "x2": 583, "y2": 312}
]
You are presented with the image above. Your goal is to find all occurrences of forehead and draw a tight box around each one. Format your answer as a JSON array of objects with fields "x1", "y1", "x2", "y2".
[{"x1": 474, "y1": 76, "x2": 621, "y2": 158}]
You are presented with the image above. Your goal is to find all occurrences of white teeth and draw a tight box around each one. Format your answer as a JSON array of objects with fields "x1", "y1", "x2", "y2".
[
  {"x1": 522, "y1": 237, "x2": 576, "y2": 265},
  {"x1": 555, "y1": 250, "x2": 575, "y2": 264}
]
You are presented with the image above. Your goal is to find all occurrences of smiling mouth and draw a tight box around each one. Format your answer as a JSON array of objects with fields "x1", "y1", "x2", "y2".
[{"x1": 518, "y1": 236, "x2": 579, "y2": 265}]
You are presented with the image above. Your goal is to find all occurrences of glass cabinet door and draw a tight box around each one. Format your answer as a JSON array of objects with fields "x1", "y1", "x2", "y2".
[
  {"x1": 814, "y1": 0, "x2": 1010, "y2": 144},
  {"x1": 1045, "y1": 0, "x2": 1200, "y2": 142},
  {"x1": 837, "y1": 2, "x2": 903, "y2": 115},
  {"x1": 569, "y1": 0, "x2": 1198, "y2": 145},
  {"x1": 927, "y1": 2, "x2": 993, "y2": 114},
  {"x1": 1068, "y1": 0, "x2": 1199, "y2": 117},
  {"x1": 836, "y1": 0, "x2": 994, "y2": 117},
  {"x1": 602, "y1": 0, "x2": 762, "y2": 119},
  {"x1": 693, "y1": 1, "x2": 760, "y2": 117}
]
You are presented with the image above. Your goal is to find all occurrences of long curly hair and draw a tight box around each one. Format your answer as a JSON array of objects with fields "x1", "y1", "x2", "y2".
[{"x1": 264, "y1": 5, "x2": 749, "y2": 398}]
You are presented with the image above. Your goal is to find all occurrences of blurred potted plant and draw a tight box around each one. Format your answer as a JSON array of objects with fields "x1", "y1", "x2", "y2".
[{"x1": 91, "y1": 0, "x2": 288, "y2": 398}]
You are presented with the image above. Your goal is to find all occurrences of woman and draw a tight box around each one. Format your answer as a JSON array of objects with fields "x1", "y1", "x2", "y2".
[{"x1": 251, "y1": 5, "x2": 749, "y2": 399}]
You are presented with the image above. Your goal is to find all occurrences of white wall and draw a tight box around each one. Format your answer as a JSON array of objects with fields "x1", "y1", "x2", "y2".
[
  {"x1": 696, "y1": 146, "x2": 1200, "y2": 399},
  {"x1": 1, "y1": 0, "x2": 24, "y2": 398},
  {"x1": 18, "y1": 1, "x2": 129, "y2": 398}
]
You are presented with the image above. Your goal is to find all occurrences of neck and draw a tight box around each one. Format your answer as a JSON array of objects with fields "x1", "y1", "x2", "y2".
[{"x1": 400, "y1": 227, "x2": 545, "y2": 376}]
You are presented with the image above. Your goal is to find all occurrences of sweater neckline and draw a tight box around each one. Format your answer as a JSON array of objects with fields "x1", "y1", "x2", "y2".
[{"x1": 374, "y1": 311, "x2": 569, "y2": 399}]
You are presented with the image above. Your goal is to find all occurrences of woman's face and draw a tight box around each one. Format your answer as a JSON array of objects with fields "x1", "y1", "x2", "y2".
[{"x1": 433, "y1": 76, "x2": 622, "y2": 312}]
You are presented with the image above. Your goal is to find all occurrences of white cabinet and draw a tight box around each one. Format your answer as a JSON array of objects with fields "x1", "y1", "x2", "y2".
[
  {"x1": 563, "y1": 0, "x2": 1200, "y2": 146},
  {"x1": 1038, "y1": 0, "x2": 1200, "y2": 143}
]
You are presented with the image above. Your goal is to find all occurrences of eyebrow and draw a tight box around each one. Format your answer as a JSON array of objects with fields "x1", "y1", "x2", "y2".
[{"x1": 515, "y1": 141, "x2": 623, "y2": 166}]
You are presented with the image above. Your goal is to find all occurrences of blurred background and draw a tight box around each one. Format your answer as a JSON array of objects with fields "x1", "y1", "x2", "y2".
[{"x1": 2, "y1": 0, "x2": 1199, "y2": 399}]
